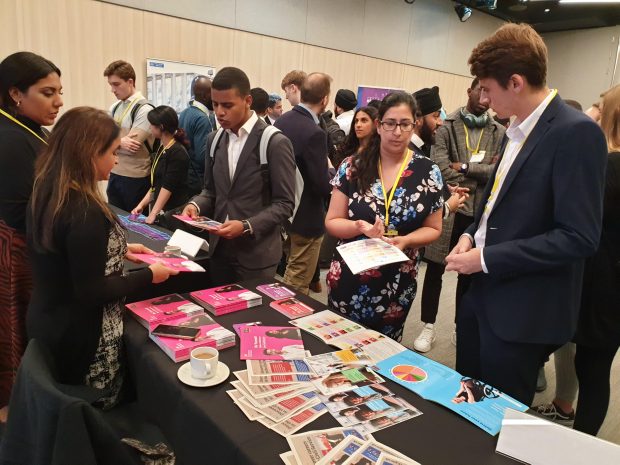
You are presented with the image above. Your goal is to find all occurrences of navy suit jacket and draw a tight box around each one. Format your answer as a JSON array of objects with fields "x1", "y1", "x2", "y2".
[
  {"x1": 465, "y1": 95, "x2": 607, "y2": 345},
  {"x1": 274, "y1": 105, "x2": 332, "y2": 238}
]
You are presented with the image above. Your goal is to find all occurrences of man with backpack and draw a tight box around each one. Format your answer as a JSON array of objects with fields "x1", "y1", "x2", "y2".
[
  {"x1": 181, "y1": 67, "x2": 296, "y2": 284},
  {"x1": 275, "y1": 72, "x2": 335, "y2": 294},
  {"x1": 103, "y1": 60, "x2": 155, "y2": 211}
]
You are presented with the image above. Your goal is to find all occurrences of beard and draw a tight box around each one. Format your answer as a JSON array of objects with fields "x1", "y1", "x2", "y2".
[{"x1": 420, "y1": 122, "x2": 436, "y2": 146}]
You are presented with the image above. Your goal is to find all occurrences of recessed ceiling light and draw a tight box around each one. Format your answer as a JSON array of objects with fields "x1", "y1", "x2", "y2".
[{"x1": 544, "y1": 8, "x2": 550, "y2": 12}]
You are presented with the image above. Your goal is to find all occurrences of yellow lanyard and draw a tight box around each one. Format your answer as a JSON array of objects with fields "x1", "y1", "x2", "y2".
[
  {"x1": 464, "y1": 125, "x2": 484, "y2": 155},
  {"x1": 378, "y1": 149, "x2": 412, "y2": 236},
  {"x1": 484, "y1": 89, "x2": 558, "y2": 213},
  {"x1": 150, "y1": 139, "x2": 175, "y2": 191},
  {"x1": 0, "y1": 109, "x2": 48, "y2": 145},
  {"x1": 113, "y1": 93, "x2": 142, "y2": 125}
]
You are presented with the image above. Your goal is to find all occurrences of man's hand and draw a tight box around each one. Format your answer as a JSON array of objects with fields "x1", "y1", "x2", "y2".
[
  {"x1": 447, "y1": 235, "x2": 473, "y2": 257},
  {"x1": 213, "y1": 220, "x2": 244, "y2": 239},
  {"x1": 120, "y1": 134, "x2": 142, "y2": 153},
  {"x1": 445, "y1": 247, "x2": 482, "y2": 274},
  {"x1": 450, "y1": 162, "x2": 462, "y2": 171},
  {"x1": 181, "y1": 203, "x2": 199, "y2": 219}
]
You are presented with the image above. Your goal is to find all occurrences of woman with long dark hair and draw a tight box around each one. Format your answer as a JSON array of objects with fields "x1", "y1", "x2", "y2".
[
  {"x1": 0, "y1": 52, "x2": 63, "y2": 409},
  {"x1": 132, "y1": 105, "x2": 190, "y2": 224},
  {"x1": 325, "y1": 92, "x2": 443, "y2": 341},
  {"x1": 28, "y1": 107, "x2": 177, "y2": 408},
  {"x1": 334, "y1": 106, "x2": 378, "y2": 167}
]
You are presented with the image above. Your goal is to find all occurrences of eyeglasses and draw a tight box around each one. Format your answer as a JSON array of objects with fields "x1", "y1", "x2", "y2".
[{"x1": 379, "y1": 120, "x2": 415, "y2": 132}]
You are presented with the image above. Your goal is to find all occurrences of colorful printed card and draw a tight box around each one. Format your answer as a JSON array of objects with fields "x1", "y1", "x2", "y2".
[
  {"x1": 239, "y1": 325, "x2": 307, "y2": 360},
  {"x1": 305, "y1": 349, "x2": 373, "y2": 377},
  {"x1": 173, "y1": 214, "x2": 222, "y2": 229},
  {"x1": 312, "y1": 367, "x2": 385, "y2": 396},
  {"x1": 270, "y1": 298, "x2": 315, "y2": 319},
  {"x1": 336, "y1": 238, "x2": 409, "y2": 275},
  {"x1": 256, "y1": 283, "x2": 296, "y2": 300}
]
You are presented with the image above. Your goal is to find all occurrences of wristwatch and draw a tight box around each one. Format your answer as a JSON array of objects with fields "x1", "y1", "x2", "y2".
[
  {"x1": 459, "y1": 163, "x2": 469, "y2": 174},
  {"x1": 241, "y1": 219, "x2": 252, "y2": 236}
]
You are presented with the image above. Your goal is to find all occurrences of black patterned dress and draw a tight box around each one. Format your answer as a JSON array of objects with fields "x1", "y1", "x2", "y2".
[{"x1": 327, "y1": 154, "x2": 444, "y2": 341}]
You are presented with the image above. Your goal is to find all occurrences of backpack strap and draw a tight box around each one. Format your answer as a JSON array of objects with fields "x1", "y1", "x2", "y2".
[
  {"x1": 209, "y1": 128, "x2": 226, "y2": 161},
  {"x1": 110, "y1": 101, "x2": 122, "y2": 119},
  {"x1": 258, "y1": 126, "x2": 280, "y2": 206}
]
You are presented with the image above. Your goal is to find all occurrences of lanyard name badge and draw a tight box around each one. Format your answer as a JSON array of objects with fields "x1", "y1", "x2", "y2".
[
  {"x1": 150, "y1": 139, "x2": 175, "y2": 192},
  {"x1": 113, "y1": 93, "x2": 143, "y2": 126},
  {"x1": 0, "y1": 109, "x2": 48, "y2": 145},
  {"x1": 464, "y1": 124, "x2": 485, "y2": 163},
  {"x1": 378, "y1": 149, "x2": 411, "y2": 237}
]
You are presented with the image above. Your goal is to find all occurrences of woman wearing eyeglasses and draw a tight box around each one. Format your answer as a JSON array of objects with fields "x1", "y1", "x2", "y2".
[{"x1": 325, "y1": 92, "x2": 444, "y2": 341}]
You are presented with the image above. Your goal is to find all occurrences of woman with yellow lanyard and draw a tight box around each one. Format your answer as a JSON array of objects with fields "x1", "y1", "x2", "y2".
[
  {"x1": 325, "y1": 92, "x2": 444, "y2": 341},
  {"x1": 0, "y1": 51, "x2": 63, "y2": 410},
  {"x1": 132, "y1": 106, "x2": 190, "y2": 224}
]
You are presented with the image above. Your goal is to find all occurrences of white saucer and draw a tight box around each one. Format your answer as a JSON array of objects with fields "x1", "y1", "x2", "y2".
[{"x1": 177, "y1": 361, "x2": 230, "y2": 387}]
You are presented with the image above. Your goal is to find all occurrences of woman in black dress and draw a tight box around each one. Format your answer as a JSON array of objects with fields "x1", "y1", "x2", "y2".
[
  {"x1": 0, "y1": 52, "x2": 63, "y2": 408},
  {"x1": 572, "y1": 85, "x2": 620, "y2": 435},
  {"x1": 28, "y1": 107, "x2": 178, "y2": 408},
  {"x1": 132, "y1": 105, "x2": 190, "y2": 224},
  {"x1": 325, "y1": 92, "x2": 443, "y2": 341}
]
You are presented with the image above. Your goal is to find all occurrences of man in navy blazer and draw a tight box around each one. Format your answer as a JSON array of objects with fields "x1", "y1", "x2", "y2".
[
  {"x1": 445, "y1": 24, "x2": 607, "y2": 405},
  {"x1": 274, "y1": 72, "x2": 334, "y2": 294}
]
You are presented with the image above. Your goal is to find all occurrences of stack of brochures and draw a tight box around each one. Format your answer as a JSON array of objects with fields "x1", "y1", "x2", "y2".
[
  {"x1": 226, "y1": 365, "x2": 326, "y2": 437},
  {"x1": 281, "y1": 427, "x2": 420, "y2": 465},
  {"x1": 126, "y1": 293, "x2": 204, "y2": 329},
  {"x1": 190, "y1": 283, "x2": 262, "y2": 316},
  {"x1": 238, "y1": 325, "x2": 308, "y2": 361},
  {"x1": 149, "y1": 312, "x2": 236, "y2": 362}
]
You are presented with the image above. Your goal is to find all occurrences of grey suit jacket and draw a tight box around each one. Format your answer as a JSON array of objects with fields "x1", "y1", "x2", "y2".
[{"x1": 191, "y1": 118, "x2": 295, "y2": 268}]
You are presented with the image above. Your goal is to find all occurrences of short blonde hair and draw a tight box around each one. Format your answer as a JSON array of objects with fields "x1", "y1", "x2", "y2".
[{"x1": 601, "y1": 85, "x2": 620, "y2": 151}]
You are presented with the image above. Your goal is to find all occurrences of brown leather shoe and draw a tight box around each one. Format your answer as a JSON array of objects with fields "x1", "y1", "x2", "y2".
[{"x1": 309, "y1": 281, "x2": 322, "y2": 293}]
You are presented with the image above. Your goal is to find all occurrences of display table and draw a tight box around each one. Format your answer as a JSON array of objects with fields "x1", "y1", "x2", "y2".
[{"x1": 123, "y1": 279, "x2": 517, "y2": 465}]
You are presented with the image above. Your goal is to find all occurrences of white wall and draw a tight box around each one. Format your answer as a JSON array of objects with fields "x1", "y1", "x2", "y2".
[
  {"x1": 545, "y1": 26, "x2": 620, "y2": 108},
  {"x1": 99, "y1": 0, "x2": 504, "y2": 78}
]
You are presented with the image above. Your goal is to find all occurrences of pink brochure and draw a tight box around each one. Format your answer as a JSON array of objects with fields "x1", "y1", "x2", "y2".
[
  {"x1": 256, "y1": 283, "x2": 296, "y2": 300},
  {"x1": 132, "y1": 253, "x2": 205, "y2": 272},
  {"x1": 270, "y1": 298, "x2": 315, "y2": 319},
  {"x1": 239, "y1": 326, "x2": 306, "y2": 361},
  {"x1": 125, "y1": 294, "x2": 203, "y2": 329}
]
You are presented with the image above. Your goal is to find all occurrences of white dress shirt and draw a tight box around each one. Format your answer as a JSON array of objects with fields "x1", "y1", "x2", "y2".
[
  {"x1": 474, "y1": 89, "x2": 557, "y2": 273},
  {"x1": 336, "y1": 109, "x2": 355, "y2": 135},
  {"x1": 226, "y1": 111, "x2": 259, "y2": 180}
]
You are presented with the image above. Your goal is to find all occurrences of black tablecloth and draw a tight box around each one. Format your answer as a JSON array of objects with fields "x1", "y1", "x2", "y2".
[{"x1": 123, "y1": 279, "x2": 517, "y2": 465}]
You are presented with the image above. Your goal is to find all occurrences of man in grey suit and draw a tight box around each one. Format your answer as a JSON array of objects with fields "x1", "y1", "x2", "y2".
[{"x1": 182, "y1": 67, "x2": 296, "y2": 284}]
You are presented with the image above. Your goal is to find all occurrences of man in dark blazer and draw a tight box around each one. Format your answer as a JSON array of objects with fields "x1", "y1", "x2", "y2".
[
  {"x1": 182, "y1": 67, "x2": 296, "y2": 285},
  {"x1": 274, "y1": 72, "x2": 334, "y2": 294},
  {"x1": 445, "y1": 24, "x2": 607, "y2": 405}
]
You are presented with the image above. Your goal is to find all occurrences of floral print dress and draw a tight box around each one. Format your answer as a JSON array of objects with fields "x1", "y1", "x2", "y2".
[{"x1": 327, "y1": 153, "x2": 444, "y2": 341}]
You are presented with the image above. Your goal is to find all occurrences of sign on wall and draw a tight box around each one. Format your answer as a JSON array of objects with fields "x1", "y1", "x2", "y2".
[
  {"x1": 357, "y1": 85, "x2": 404, "y2": 107},
  {"x1": 146, "y1": 58, "x2": 216, "y2": 113}
]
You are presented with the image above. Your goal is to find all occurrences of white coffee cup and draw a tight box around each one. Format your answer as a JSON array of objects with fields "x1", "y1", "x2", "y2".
[{"x1": 190, "y1": 347, "x2": 219, "y2": 380}]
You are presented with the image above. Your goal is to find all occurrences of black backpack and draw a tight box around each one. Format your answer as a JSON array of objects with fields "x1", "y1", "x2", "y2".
[{"x1": 320, "y1": 111, "x2": 346, "y2": 163}]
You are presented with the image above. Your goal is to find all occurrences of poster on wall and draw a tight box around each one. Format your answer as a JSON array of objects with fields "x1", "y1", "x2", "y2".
[
  {"x1": 357, "y1": 85, "x2": 404, "y2": 108},
  {"x1": 146, "y1": 58, "x2": 216, "y2": 113}
]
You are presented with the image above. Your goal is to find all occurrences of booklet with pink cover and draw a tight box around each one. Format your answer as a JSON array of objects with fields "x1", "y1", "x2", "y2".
[
  {"x1": 173, "y1": 214, "x2": 222, "y2": 230},
  {"x1": 125, "y1": 293, "x2": 204, "y2": 329},
  {"x1": 149, "y1": 312, "x2": 236, "y2": 362},
  {"x1": 132, "y1": 253, "x2": 205, "y2": 272},
  {"x1": 191, "y1": 284, "x2": 262, "y2": 316},
  {"x1": 270, "y1": 298, "x2": 315, "y2": 319},
  {"x1": 239, "y1": 326, "x2": 307, "y2": 361}
]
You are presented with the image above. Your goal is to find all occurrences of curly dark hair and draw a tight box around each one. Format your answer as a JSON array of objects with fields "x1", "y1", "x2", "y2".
[{"x1": 348, "y1": 92, "x2": 418, "y2": 193}]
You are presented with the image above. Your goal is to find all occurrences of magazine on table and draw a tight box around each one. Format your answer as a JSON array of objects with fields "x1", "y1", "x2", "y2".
[
  {"x1": 317, "y1": 384, "x2": 395, "y2": 414},
  {"x1": 256, "y1": 282, "x2": 296, "y2": 300},
  {"x1": 336, "y1": 238, "x2": 409, "y2": 275},
  {"x1": 248, "y1": 372, "x2": 313, "y2": 386},
  {"x1": 374, "y1": 350, "x2": 528, "y2": 435},
  {"x1": 246, "y1": 359, "x2": 312, "y2": 377},
  {"x1": 290, "y1": 311, "x2": 406, "y2": 363},
  {"x1": 125, "y1": 293, "x2": 203, "y2": 329},
  {"x1": 270, "y1": 297, "x2": 315, "y2": 319},
  {"x1": 319, "y1": 436, "x2": 419, "y2": 465},
  {"x1": 286, "y1": 427, "x2": 370, "y2": 465},
  {"x1": 311, "y1": 367, "x2": 385, "y2": 396},
  {"x1": 190, "y1": 283, "x2": 262, "y2": 316},
  {"x1": 270, "y1": 404, "x2": 327, "y2": 437},
  {"x1": 304, "y1": 349, "x2": 373, "y2": 377},
  {"x1": 231, "y1": 380, "x2": 314, "y2": 409},
  {"x1": 131, "y1": 252, "x2": 205, "y2": 272},
  {"x1": 148, "y1": 312, "x2": 236, "y2": 362},
  {"x1": 330, "y1": 395, "x2": 422, "y2": 433},
  {"x1": 239, "y1": 325, "x2": 307, "y2": 361},
  {"x1": 233, "y1": 370, "x2": 311, "y2": 399},
  {"x1": 235, "y1": 391, "x2": 320, "y2": 424}
]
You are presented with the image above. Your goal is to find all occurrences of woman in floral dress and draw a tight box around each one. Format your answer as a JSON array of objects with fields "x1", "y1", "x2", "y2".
[{"x1": 325, "y1": 92, "x2": 444, "y2": 341}]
